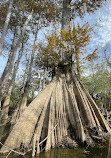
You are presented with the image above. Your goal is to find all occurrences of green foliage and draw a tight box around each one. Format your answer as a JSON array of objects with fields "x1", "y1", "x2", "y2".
[
  {"x1": 9, "y1": 86, "x2": 22, "y2": 109},
  {"x1": 82, "y1": 62, "x2": 111, "y2": 108}
]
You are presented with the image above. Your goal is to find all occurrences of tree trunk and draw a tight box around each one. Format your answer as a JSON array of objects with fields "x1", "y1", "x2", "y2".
[
  {"x1": 43, "y1": 68, "x2": 47, "y2": 89},
  {"x1": 11, "y1": 56, "x2": 29, "y2": 124},
  {"x1": 0, "y1": 26, "x2": 18, "y2": 110},
  {"x1": 1, "y1": 66, "x2": 110, "y2": 155},
  {"x1": 1, "y1": 43, "x2": 24, "y2": 120},
  {"x1": 62, "y1": 0, "x2": 71, "y2": 31},
  {"x1": 107, "y1": 137, "x2": 111, "y2": 158},
  {"x1": 61, "y1": 0, "x2": 71, "y2": 60},
  {"x1": 0, "y1": 10, "x2": 33, "y2": 105},
  {"x1": 0, "y1": 0, "x2": 13, "y2": 55},
  {"x1": 31, "y1": 88, "x2": 35, "y2": 100},
  {"x1": 11, "y1": 22, "x2": 39, "y2": 123},
  {"x1": 22, "y1": 56, "x2": 30, "y2": 86},
  {"x1": 75, "y1": 47, "x2": 81, "y2": 79},
  {"x1": 38, "y1": 73, "x2": 42, "y2": 93},
  {"x1": 1, "y1": 86, "x2": 13, "y2": 121},
  {"x1": 27, "y1": 21, "x2": 39, "y2": 87},
  {"x1": 18, "y1": 81, "x2": 29, "y2": 120},
  {"x1": 21, "y1": 22, "x2": 39, "y2": 107}
]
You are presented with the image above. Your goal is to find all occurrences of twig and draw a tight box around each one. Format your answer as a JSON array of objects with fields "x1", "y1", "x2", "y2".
[
  {"x1": 6, "y1": 151, "x2": 12, "y2": 158},
  {"x1": 27, "y1": 123, "x2": 58, "y2": 153},
  {"x1": 39, "y1": 123, "x2": 58, "y2": 145},
  {"x1": 0, "y1": 142, "x2": 25, "y2": 156},
  {"x1": 0, "y1": 124, "x2": 58, "y2": 156},
  {"x1": 0, "y1": 120, "x2": 10, "y2": 127}
]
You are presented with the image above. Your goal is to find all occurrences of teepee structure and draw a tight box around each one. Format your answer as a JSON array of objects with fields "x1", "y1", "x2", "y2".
[{"x1": 0, "y1": 64, "x2": 110, "y2": 156}]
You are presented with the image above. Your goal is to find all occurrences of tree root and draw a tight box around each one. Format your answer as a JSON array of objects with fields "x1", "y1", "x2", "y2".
[{"x1": 0, "y1": 65, "x2": 110, "y2": 156}]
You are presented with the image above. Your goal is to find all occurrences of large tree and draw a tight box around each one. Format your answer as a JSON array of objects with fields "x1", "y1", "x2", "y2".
[{"x1": 0, "y1": 0, "x2": 110, "y2": 157}]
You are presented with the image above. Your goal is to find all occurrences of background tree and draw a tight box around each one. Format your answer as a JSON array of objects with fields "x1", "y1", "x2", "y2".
[
  {"x1": 0, "y1": 0, "x2": 13, "y2": 55},
  {"x1": 82, "y1": 60, "x2": 111, "y2": 110},
  {"x1": 0, "y1": 0, "x2": 58, "y2": 110}
]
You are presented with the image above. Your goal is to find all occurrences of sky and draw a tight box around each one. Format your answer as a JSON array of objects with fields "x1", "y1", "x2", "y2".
[
  {"x1": 82, "y1": 0, "x2": 111, "y2": 54},
  {"x1": 0, "y1": 0, "x2": 111, "y2": 77}
]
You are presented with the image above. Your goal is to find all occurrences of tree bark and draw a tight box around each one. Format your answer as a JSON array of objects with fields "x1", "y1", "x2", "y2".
[
  {"x1": 43, "y1": 68, "x2": 47, "y2": 89},
  {"x1": 1, "y1": 86, "x2": 13, "y2": 121},
  {"x1": 62, "y1": 0, "x2": 71, "y2": 31},
  {"x1": 45, "y1": 85, "x2": 57, "y2": 151},
  {"x1": 32, "y1": 84, "x2": 56, "y2": 156},
  {"x1": 0, "y1": 80, "x2": 55, "y2": 153},
  {"x1": 2, "y1": 43, "x2": 24, "y2": 120},
  {"x1": 61, "y1": 0, "x2": 71, "y2": 61},
  {"x1": 75, "y1": 47, "x2": 81, "y2": 79},
  {"x1": 74, "y1": 76, "x2": 96, "y2": 127},
  {"x1": 38, "y1": 73, "x2": 42, "y2": 93},
  {"x1": 0, "y1": 0, "x2": 13, "y2": 56},
  {"x1": 107, "y1": 137, "x2": 111, "y2": 158},
  {"x1": 22, "y1": 56, "x2": 30, "y2": 86},
  {"x1": 63, "y1": 75, "x2": 86, "y2": 142},
  {"x1": 0, "y1": 26, "x2": 18, "y2": 109}
]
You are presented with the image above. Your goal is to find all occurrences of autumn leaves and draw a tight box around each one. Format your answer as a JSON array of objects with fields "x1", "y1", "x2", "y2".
[{"x1": 36, "y1": 23, "x2": 91, "y2": 75}]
